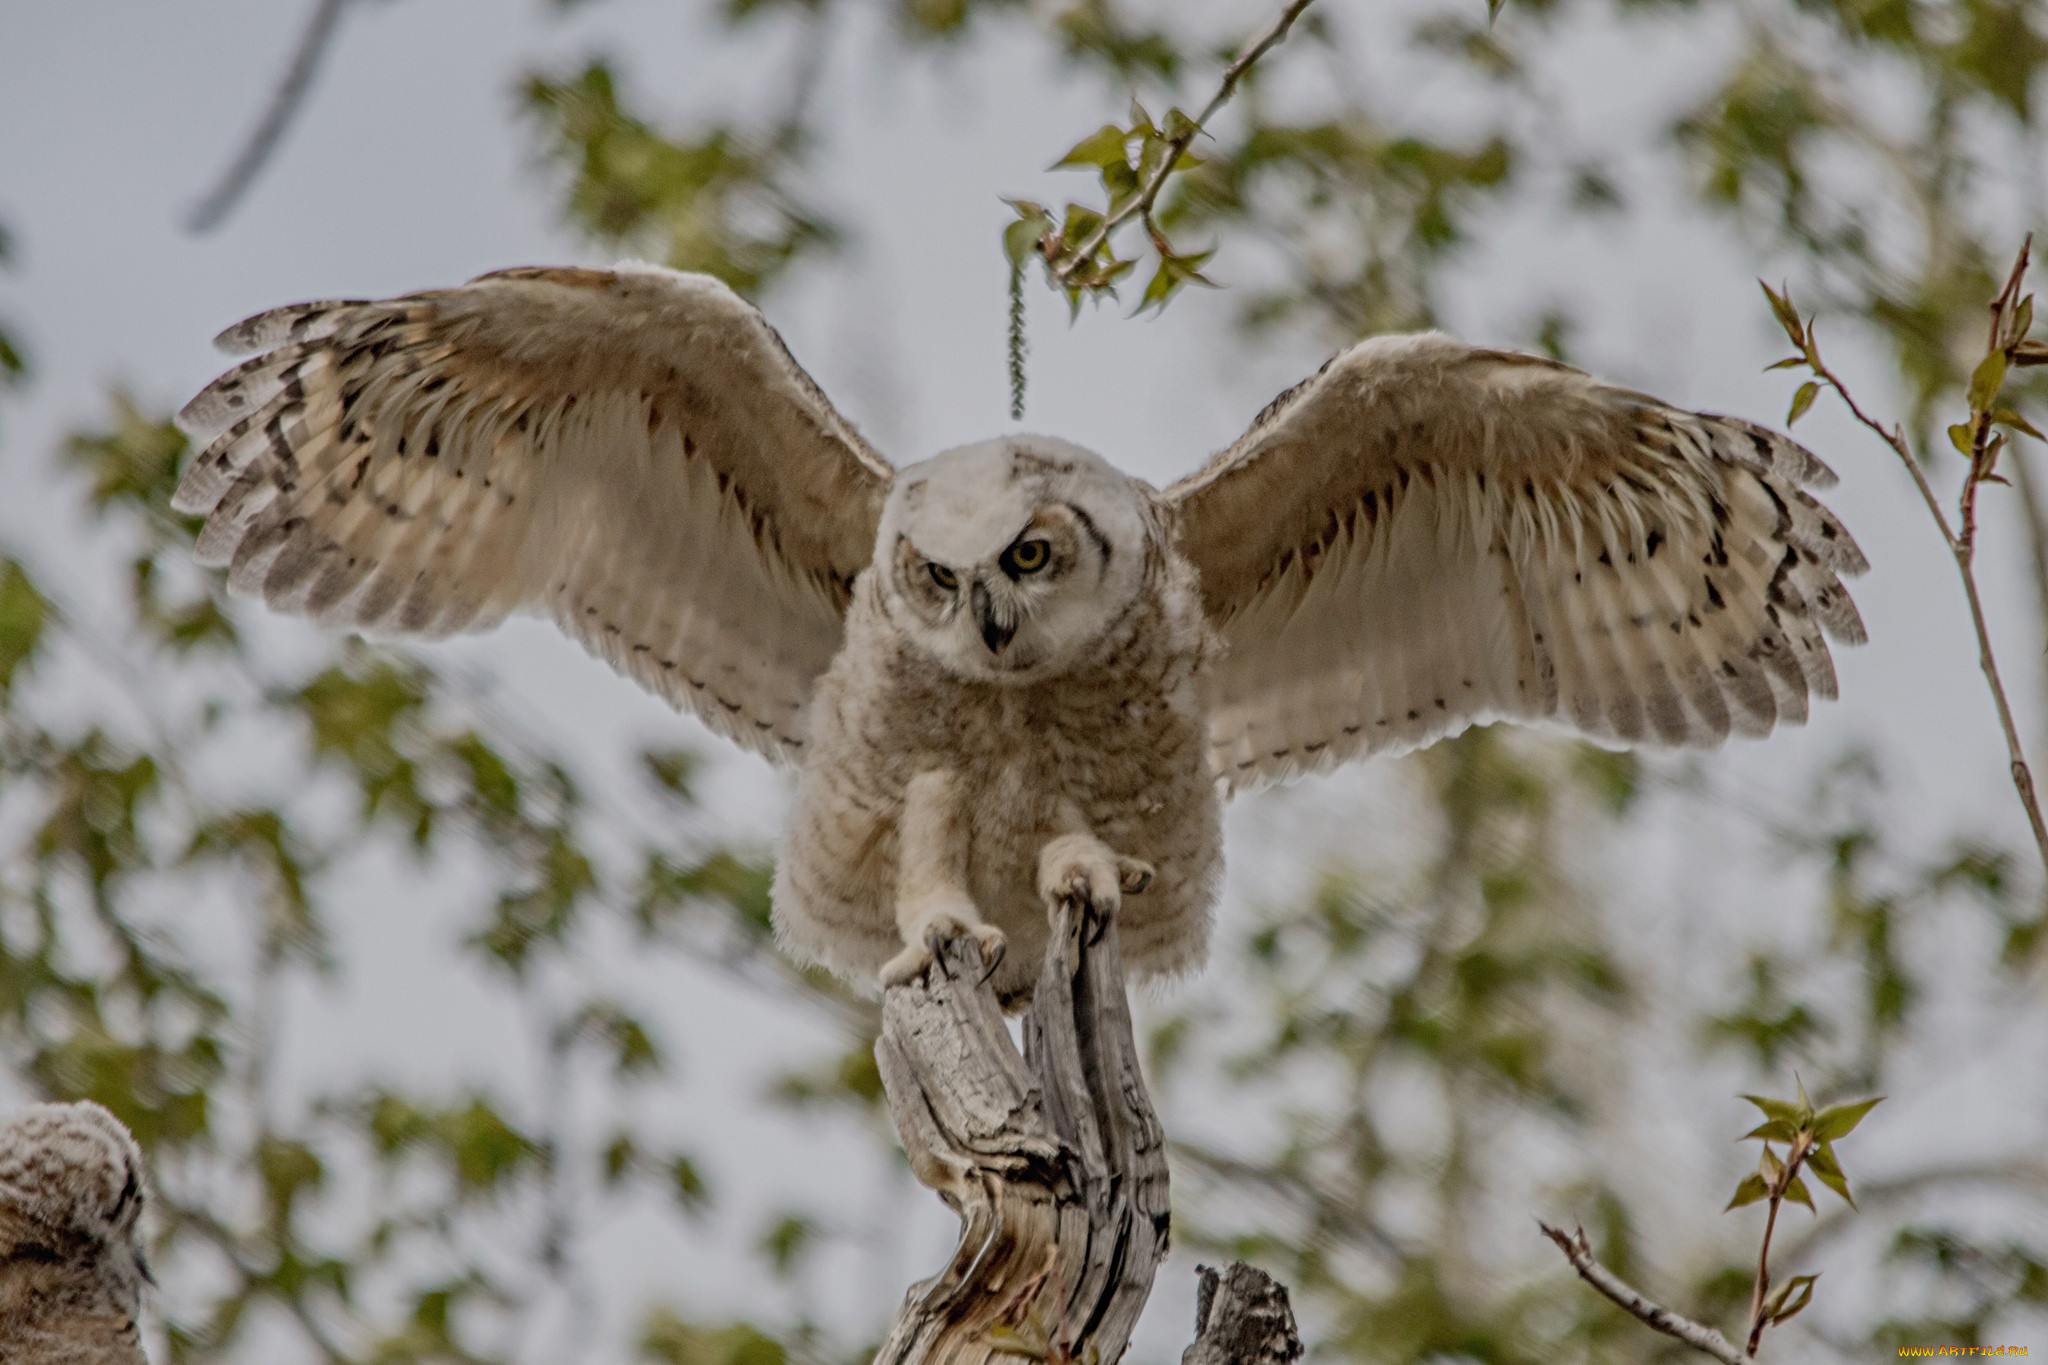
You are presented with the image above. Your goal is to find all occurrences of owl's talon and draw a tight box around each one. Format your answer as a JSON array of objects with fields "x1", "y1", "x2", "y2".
[
  {"x1": 879, "y1": 940, "x2": 934, "y2": 988},
  {"x1": 882, "y1": 909, "x2": 1006, "y2": 988},
  {"x1": 1038, "y1": 833, "x2": 1126, "y2": 921},
  {"x1": 1117, "y1": 857, "x2": 1155, "y2": 895},
  {"x1": 976, "y1": 935, "x2": 1007, "y2": 986}
]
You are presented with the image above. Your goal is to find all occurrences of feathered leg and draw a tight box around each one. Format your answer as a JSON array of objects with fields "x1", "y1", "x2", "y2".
[{"x1": 880, "y1": 769, "x2": 1008, "y2": 986}]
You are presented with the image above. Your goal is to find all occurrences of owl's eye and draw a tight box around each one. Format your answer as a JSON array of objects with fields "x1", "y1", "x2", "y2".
[
  {"x1": 927, "y1": 562, "x2": 959, "y2": 591},
  {"x1": 1002, "y1": 539, "x2": 1051, "y2": 575}
]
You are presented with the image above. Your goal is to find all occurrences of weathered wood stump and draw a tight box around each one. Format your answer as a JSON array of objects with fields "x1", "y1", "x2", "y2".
[
  {"x1": 873, "y1": 891, "x2": 1170, "y2": 1363},
  {"x1": 1181, "y1": 1263, "x2": 1304, "y2": 1365},
  {"x1": 873, "y1": 891, "x2": 1304, "y2": 1363}
]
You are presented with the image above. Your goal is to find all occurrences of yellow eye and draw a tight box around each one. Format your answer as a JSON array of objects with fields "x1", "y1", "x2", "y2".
[
  {"x1": 927, "y1": 562, "x2": 958, "y2": 590},
  {"x1": 1003, "y1": 539, "x2": 1050, "y2": 575}
]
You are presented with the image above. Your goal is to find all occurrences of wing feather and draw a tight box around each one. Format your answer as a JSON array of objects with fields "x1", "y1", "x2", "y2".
[
  {"x1": 176, "y1": 263, "x2": 891, "y2": 761},
  {"x1": 1167, "y1": 333, "x2": 1867, "y2": 791}
]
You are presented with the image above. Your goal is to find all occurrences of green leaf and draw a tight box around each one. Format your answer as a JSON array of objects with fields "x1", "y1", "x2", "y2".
[
  {"x1": 2011, "y1": 339, "x2": 2048, "y2": 367},
  {"x1": 641, "y1": 747, "x2": 701, "y2": 800},
  {"x1": 1766, "y1": 355, "x2": 1808, "y2": 371},
  {"x1": 1994, "y1": 407, "x2": 2046, "y2": 440},
  {"x1": 1742, "y1": 1093, "x2": 1804, "y2": 1126},
  {"x1": 1059, "y1": 202, "x2": 1106, "y2": 244},
  {"x1": 1742, "y1": 1119, "x2": 1799, "y2": 1143},
  {"x1": 0, "y1": 327, "x2": 24, "y2": 385},
  {"x1": 1787, "y1": 380, "x2": 1819, "y2": 425},
  {"x1": 1725, "y1": 1173, "x2": 1770, "y2": 1210},
  {"x1": 1760, "y1": 280, "x2": 1804, "y2": 349},
  {"x1": 1970, "y1": 350, "x2": 2010, "y2": 411},
  {"x1": 1805, "y1": 1141, "x2": 1855, "y2": 1207},
  {"x1": 1782, "y1": 1173, "x2": 1814, "y2": 1210},
  {"x1": 603, "y1": 1132, "x2": 636, "y2": 1184},
  {"x1": 670, "y1": 1153, "x2": 709, "y2": 1212},
  {"x1": 1054, "y1": 123, "x2": 1131, "y2": 170},
  {"x1": 1764, "y1": 1273, "x2": 1819, "y2": 1325},
  {"x1": 0, "y1": 559, "x2": 50, "y2": 698},
  {"x1": 1810, "y1": 1095, "x2": 1883, "y2": 1141},
  {"x1": 1138, "y1": 247, "x2": 1216, "y2": 313},
  {"x1": 1099, "y1": 158, "x2": 1140, "y2": 209},
  {"x1": 760, "y1": 1212, "x2": 816, "y2": 1275},
  {"x1": 1002, "y1": 200, "x2": 1052, "y2": 268},
  {"x1": 2012, "y1": 294, "x2": 2034, "y2": 343},
  {"x1": 1950, "y1": 422, "x2": 1977, "y2": 455}
]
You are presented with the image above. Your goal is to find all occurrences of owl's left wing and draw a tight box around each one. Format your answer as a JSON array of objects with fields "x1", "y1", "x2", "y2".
[
  {"x1": 1165, "y1": 332, "x2": 1868, "y2": 792},
  {"x1": 173, "y1": 264, "x2": 892, "y2": 762}
]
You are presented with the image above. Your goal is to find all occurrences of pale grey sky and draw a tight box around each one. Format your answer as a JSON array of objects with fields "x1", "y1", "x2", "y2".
[{"x1": 3, "y1": 1, "x2": 2046, "y2": 1359}]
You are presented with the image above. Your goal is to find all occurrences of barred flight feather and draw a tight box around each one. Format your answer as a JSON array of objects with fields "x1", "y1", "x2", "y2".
[
  {"x1": 1168, "y1": 332, "x2": 1867, "y2": 791},
  {"x1": 174, "y1": 264, "x2": 891, "y2": 762}
]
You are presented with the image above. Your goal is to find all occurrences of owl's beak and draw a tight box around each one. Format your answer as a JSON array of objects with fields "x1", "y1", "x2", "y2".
[{"x1": 972, "y1": 580, "x2": 1016, "y2": 654}]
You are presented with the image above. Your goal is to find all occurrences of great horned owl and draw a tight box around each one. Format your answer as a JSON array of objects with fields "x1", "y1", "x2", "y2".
[
  {"x1": 175, "y1": 264, "x2": 1865, "y2": 998},
  {"x1": 0, "y1": 1102, "x2": 151, "y2": 1365}
]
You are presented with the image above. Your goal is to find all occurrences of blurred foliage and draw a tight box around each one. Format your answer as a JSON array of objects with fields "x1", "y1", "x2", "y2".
[
  {"x1": 0, "y1": 392, "x2": 846, "y2": 1359},
  {"x1": 5, "y1": 0, "x2": 2048, "y2": 1362},
  {"x1": 523, "y1": 61, "x2": 835, "y2": 297},
  {"x1": 0, "y1": 221, "x2": 25, "y2": 393}
]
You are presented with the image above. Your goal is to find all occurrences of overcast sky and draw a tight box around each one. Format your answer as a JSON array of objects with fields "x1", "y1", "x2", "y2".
[{"x1": 4, "y1": 1, "x2": 2047, "y2": 1359}]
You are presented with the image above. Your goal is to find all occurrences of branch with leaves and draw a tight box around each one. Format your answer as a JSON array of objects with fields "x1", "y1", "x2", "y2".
[
  {"x1": 1010, "y1": 0, "x2": 1317, "y2": 302},
  {"x1": 999, "y1": 0, "x2": 1318, "y2": 417},
  {"x1": 1763, "y1": 241, "x2": 2048, "y2": 884},
  {"x1": 1543, "y1": 1086, "x2": 1881, "y2": 1360}
]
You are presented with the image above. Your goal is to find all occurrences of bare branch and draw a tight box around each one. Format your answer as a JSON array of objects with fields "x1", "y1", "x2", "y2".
[
  {"x1": 1047, "y1": 0, "x2": 1318, "y2": 288},
  {"x1": 186, "y1": 0, "x2": 353, "y2": 233},
  {"x1": 1539, "y1": 1223, "x2": 1748, "y2": 1364},
  {"x1": 1794, "y1": 244, "x2": 2048, "y2": 878}
]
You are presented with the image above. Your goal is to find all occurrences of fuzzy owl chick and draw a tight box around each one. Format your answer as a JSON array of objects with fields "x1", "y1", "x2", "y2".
[
  {"x1": 0, "y1": 1102, "x2": 151, "y2": 1365},
  {"x1": 174, "y1": 263, "x2": 1866, "y2": 999}
]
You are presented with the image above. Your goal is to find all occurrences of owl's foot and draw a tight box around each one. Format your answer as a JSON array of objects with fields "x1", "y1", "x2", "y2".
[
  {"x1": 1037, "y1": 834, "x2": 1153, "y2": 920},
  {"x1": 880, "y1": 905, "x2": 1007, "y2": 988}
]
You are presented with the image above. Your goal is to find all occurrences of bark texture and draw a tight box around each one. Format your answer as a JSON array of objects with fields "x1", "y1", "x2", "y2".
[
  {"x1": 1182, "y1": 1263, "x2": 1304, "y2": 1365},
  {"x1": 873, "y1": 892, "x2": 1170, "y2": 1363}
]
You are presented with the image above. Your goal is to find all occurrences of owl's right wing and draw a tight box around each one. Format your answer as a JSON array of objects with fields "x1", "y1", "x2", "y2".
[
  {"x1": 175, "y1": 264, "x2": 893, "y2": 762},
  {"x1": 1165, "y1": 332, "x2": 1869, "y2": 791}
]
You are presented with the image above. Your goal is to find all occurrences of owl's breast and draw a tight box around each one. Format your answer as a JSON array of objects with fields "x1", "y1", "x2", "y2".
[{"x1": 776, "y1": 564, "x2": 1224, "y2": 989}]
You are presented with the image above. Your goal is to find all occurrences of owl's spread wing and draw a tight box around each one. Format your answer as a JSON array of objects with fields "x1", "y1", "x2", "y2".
[
  {"x1": 1166, "y1": 332, "x2": 1868, "y2": 791},
  {"x1": 175, "y1": 263, "x2": 892, "y2": 762}
]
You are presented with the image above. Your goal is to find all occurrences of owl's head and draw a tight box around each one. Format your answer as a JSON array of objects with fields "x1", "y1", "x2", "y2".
[
  {"x1": 876, "y1": 436, "x2": 1156, "y2": 683},
  {"x1": 0, "y1": 1100, "x2": 152, "y2": 1297}
]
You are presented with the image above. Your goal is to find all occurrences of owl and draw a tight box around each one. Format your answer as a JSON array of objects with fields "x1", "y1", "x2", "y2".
[
  {"x1": 174, "y1": 263, "x2": 1865, "y2": 999},
  {"x1": 0, "y1": 1101, "x2": 151, "y2": 1365}
]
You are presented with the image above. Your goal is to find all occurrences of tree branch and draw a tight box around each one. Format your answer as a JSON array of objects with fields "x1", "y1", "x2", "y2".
[
  {"x1": 1539, "y1": 1223, "x2": 1748, "y2": 1364},
  {"x1": 872, "y1": 891, "x2": 1170, "y2": 1362},
  {"x1": 1047, "y1": 0, "x2": 1318, "y2": 288},
  {"x1": 186, "y1": 0, "x2": 353, "y2": 233},
  {"x1": 1793, "y1": 244, "x2": 2048, "y2": 879}
]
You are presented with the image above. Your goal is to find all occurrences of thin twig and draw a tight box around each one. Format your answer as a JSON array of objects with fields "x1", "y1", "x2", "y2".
[
  {"x1": 1539, "y1": 1224, "x2": 1748, "y2": 1364},
  {"x1": 186, "y1": 0, "x2": 353, "y2": 233},
  {"x1": 1799, "y1": 242, "x2": 2048, "y2": 875},
  {"x1": 1741, "y1": 1129, "x2": 1811, "y2": 1355},
  {"x1": 1047, "y1": 0, "x2": 1318, "y2": 287}
]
